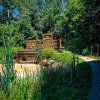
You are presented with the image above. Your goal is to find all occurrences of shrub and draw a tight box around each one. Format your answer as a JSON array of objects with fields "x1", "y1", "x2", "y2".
[
  {"x1": 38, "y1": 48, "x2": 57, "y2": 59},
  {"x1": 82, "y1": 49, "x2": 90, "y2": 56},
  {"x1": 50, "y1": 50, "x2": 73, "y2": 64},
  {"x1": 50, "y1": 51, "x2": 60, "y2": 62},
  {"x1": 12, "y1": 47, "x2": 25, "y2": 55},
  {"x1": 37, "y1": 49, "x2": 43, "y2": 59},
  {"x1": 65, "y1": 38, "x2": 84, "y2": 54}
]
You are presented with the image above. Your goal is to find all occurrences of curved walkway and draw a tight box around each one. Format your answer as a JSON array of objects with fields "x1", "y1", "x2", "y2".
[{"x1": 79, "y1": 56, "x2": 100, "y2": 100}]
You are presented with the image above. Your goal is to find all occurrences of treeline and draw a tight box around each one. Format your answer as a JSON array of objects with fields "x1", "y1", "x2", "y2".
[
  {"x1": 64, "y1": 0, "x2": 100, "y2": 54},
  {"x1": 0, "y1": 0, "x2": 100, "y2": 54}
]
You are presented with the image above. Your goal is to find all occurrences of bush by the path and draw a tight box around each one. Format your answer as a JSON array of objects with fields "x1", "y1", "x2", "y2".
[{"x1": 82, "y1": 49, "x2": 90, "y2": 56}]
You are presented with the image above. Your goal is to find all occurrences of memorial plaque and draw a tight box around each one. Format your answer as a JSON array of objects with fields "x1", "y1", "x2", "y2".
[
  {"x1": 36, "y1": 40, "x2": 40, "y2": 49},
  {"x1": 43, "y1": 33, "x2": 53, "y2": 48},
  {"x1": 26, "y1": 40, "x2": 36, "y2": 49},
  {"x1": 53, "y1": 40, "x2": 60, "y2": 48}
]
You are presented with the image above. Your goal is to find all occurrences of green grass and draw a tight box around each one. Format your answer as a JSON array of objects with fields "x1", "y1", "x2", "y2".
[
  {"x1": 90, "y1": 55, "x2": 100, "y2": 60},
  {"x1": 0, "y1": 51, "x2": 92, "y2": 100},
  {"x1": 0, "y1": 47, "x2": 4, "y2": 62},
  {"x1": 50, "y1": 50, "x2": 73, "y2": 64}
]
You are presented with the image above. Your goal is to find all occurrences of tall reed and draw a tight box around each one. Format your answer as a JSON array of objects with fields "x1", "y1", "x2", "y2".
[{"x1": 1, "y1": 30, "x2": 16, "y2": 90}]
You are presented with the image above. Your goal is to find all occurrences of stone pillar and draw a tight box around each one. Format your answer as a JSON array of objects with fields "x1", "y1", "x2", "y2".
[
  {"x1": 96, "y1": 44, "x2": 99, "y2": 57},
  {"x1": 91, "y1": 45, "x2": 93, "y2": 55}
]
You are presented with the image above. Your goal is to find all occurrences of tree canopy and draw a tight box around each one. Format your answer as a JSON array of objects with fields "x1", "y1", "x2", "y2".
[{"x1": 0, "y1": 0, "x2": 100, "y2": 53}]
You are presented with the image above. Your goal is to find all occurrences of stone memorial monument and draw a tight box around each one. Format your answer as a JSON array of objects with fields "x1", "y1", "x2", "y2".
[{"x1": 17, "y1": 31, "x2": 62, "y2": 63}]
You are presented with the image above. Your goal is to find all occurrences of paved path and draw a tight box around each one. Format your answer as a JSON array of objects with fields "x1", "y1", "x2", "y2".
[{"x1": 79, "y1": 56, "x2": 100, "y2": 100}]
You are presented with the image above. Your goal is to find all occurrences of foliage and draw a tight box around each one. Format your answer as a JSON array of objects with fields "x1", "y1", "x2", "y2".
[
  {"x1": 0, "y1": 0, "x2": 100, "y2": 54},
  {"x1": 0, "y1": 46, "x2": 24, "y2": 61},
  {"x1": 0, "y1": 52, "x2": 92, "y2": 100},
  {"x1": 37, "y1": 49, "x2": 43, "y2": 59},
  {"x1": 82, "y1": 49, "x2": 90, "y2": 56},
  {"x1": 50, "y1": 50, "x2": 73, "y2": 64},
  {"x1": 1, "y1": 32, "x2": 16, "y2": 90},
  {"x1": 12, "y1": 46, "x2": 24, "y2": 55},
  {"x1": 0, "y1": 47, "x2": 4, "y2": 61},
  {"x1": 65, "y1": 37, "x2": 84, "y2": 53},
  {"x1": 38, "y1": 49, "x2": 73, "y2": 64},
  {"x1": 38, "y1": 48, "x2": 57, "y2": 59},
  {"x1": 64, "y1": 0, "x2": 100, "y2": 54},
  {"x1": 0, "y1": 0, "x2": 96, "y2": 99},
  {"x1": 63, "y1": 0, "x2": 86, "y2": 52},
  {"x1": 80, "y1": 0, "x2": 100, "y2": 46}
]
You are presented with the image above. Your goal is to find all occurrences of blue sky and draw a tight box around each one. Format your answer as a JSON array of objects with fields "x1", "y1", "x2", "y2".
[
  {"x1": 0, "y1": 5, "x2": 19, "y2": 17},
  {"x1": 11, "y1": 7, "x2": 19, "y2": 17},
  {"x1": 0, "y1": 5, "x2": 3, "y2": 10}
]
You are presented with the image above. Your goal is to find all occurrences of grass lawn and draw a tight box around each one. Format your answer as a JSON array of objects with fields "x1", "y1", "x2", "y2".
[
  {"x1": 0, "y1": 51, "x2": 92, "y2": 100},
  {"x1": 91, "y1": 55, "x2": 100, "y2": 60}
]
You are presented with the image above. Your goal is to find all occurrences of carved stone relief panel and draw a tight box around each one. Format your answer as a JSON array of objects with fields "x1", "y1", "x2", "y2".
[{"x1": 43, "y1": 34, "x2": 53, "y2": 48}]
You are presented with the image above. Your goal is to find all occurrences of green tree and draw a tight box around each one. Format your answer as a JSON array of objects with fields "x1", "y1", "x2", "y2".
[{"x1": 64, "y1": 0, "x2": 86, "y2": 52}]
